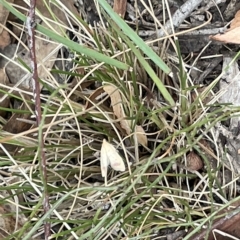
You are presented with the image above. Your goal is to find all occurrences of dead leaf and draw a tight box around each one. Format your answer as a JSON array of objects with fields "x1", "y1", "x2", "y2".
[
  {"x1": 0, "y1": 191, "x2": 27, "y2": 239},
  {"x1": 103, "y1": 85, "x2": 147, "y2": 147},
  {"x1": 0, "y1": 187, "x2": 40, "y2": 239},
  {"x1": 85, "y1": 87, "x2": 105, "y2": 109},
  {"x1": 113, "y1": 0, "x2": 127, "y2": 18},
  {"x1": 2, "y1": 100, "x2": 34, "y2": 154},
  {"x1": 2, "y1": 88, "x2": 35, "y2": 132},
  {"x1": 0, "y1": 44, "x2": 32, "y2": 88},
  {"x1": 2, "y1": 92, "x2": 35, "y2": 153},
  {"x1": 2, "y1": 0, "x2": 79, "y2": 89},
  {"x1": 103, "y1": 85, "x2": 131, "y2": 134},
  {"x1": 135, "y1": 125, "x2": 147, "y2": 147},
  {"x1": 3, "y1": 101, "x2": 34, "y2": 134},
  {"x1": 210, "y1": 10, "x2": 240, "y2": 44}
]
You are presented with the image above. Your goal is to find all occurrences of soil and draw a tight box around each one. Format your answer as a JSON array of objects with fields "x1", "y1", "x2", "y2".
[
  {"x1": 78, "y1": 0, "x2": 240, "y2": 239},
  {"x1": 1, "y1": 0, "x2": 240, "y2": 239},
  {"x1": 80, "y1": 0, "x2": 239, "y2": 82}
]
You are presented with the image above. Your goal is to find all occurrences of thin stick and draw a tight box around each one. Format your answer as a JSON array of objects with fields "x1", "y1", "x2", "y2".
[
  {"x1": 26, "y1": 0, "x2": 50, "y2": 239},
  {"x1": 156, "y1": 0, "x2": 203, "y2": 38}
]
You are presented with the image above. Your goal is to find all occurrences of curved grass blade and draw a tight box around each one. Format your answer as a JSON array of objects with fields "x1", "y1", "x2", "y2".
[
  {"x1": 0, "y1": 0, "x2": 129, "y2": 70},
  {"x1": 98, "y1": 0, "x2": 171, "y2": 75}
]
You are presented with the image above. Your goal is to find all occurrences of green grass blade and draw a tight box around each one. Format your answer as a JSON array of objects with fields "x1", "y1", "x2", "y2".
[
  {"x1": 110, "y1": 21, "x2": 175, "y2": 105},
  {"x1": 98, "y1": 0, "x2": 171, "y2": 75},
  {"x1": 0, "y1": 0, "x2": 129, "y2": 70}
]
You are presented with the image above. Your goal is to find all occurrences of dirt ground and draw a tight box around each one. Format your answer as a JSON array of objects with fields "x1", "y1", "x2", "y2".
[
  {"x1": 79, "y1": 0, "x2": 240, "y2": 239},
  {"x1": 1, "y1": 0, "x2": 240, "y2": 239}
]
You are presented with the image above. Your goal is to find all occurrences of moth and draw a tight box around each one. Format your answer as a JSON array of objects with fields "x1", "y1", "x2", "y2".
[{"x1": 100, "y1": 139, "x2": 126, "y2": 178}]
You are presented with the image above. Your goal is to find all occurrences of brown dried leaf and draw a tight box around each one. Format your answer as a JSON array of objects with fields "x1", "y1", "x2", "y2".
[
  {"x1": 2, "y1": 100, "x2": 35, "y2": 153},
  {"x1": 103, "y1": 85, "x2": 131, "y2": 134},
  {"x1": 210, "y1": 10, "x2": 240, "y2": 44},
  {"x1": 30, "y1": 1, "x2": 78, "y2": 88},
  {"x1": 4, "y1": 0, "x2": 79, "y2": 89},
  {"x1": 0, "y1": 191, "x2": 26, "y2": 239},
  {"x1": 135, "y1": 125, "x2": 148, "y2": 147},
  {"x1": 3, "y1": 99, "x2": 34, "y2": 134},
  {"x1": 85, "y1": 87, "x2": 105, "y2": 109},
  {"x1": 113, "y1": 0, "x2": 127, "y2": 18}
]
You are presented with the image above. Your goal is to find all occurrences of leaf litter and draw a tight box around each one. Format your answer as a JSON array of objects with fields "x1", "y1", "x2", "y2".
[
  {"x1": 210, "y1": 10, "x2": 240, "y2": 44},
  {"x1": 1, "y1": 0, "x2": 240, "y2": 239}
]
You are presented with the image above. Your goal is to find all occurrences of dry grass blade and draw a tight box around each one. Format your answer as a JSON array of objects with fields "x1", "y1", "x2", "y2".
[{"x1": 0, "y1": 0, "x2": 238, "y2": 239}]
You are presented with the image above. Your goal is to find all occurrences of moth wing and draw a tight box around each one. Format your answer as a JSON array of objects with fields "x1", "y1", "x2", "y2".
[
  {"x1": 105, "y1": 142, "x2": 125, "y2": 172},
  {"x1": 100, "y1": 139, "x2": 110, "y2": 177},
  {"x1": 109, "y1": 153, "x2": 125, "y2": 172}
]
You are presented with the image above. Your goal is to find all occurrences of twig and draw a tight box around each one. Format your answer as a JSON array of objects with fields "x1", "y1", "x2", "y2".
[
  {"x1": 26, "y1": 0, "x2": 50, "y2": 239},
  {"x1": 155, "y1": 0, "x2": 203, "y2": 38},
  {"x1": 139, "y1": 27, "x2": 225, "y2": 38},
  {"x1": 195, "y1": 0, "x2": 226, "y2": 14},
  {"x1": 189, "y1": 204, "x2": 240, "y2": 240},
  {"x1": 196, "y1": 57, "x2": 223, "y2": 84}
]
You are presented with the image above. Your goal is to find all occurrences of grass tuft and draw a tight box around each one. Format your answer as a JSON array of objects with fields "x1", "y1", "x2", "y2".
[{"x1": 0, "y1": 0, "x2": 239, "y2": 239}]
